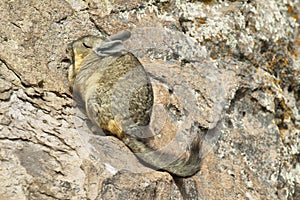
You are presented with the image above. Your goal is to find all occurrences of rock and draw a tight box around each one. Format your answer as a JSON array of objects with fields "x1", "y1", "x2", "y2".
[
  {"x1": 0, "y1": 0, "x2": 299, "y2": 199},
  {"x1": 0, "y1": 78, "x2": 12, "y2": 100}
]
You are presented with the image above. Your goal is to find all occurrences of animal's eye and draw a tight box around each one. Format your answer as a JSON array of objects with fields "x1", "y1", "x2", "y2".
[{"x1": 82, "y1": 42, "x2": 92, "y2": 48}]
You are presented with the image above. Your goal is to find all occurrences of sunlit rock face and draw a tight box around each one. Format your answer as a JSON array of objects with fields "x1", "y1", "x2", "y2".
[{"x1": 0, "y1": 0, "x2": 299, "y2": 199}]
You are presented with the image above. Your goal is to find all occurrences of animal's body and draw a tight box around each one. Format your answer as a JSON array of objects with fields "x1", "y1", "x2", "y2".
[{"x1": 67, "y1": 31, "x2": 202, "y2": 177}]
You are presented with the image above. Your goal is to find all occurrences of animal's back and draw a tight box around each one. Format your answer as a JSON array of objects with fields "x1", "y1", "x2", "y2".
[{"x1": 74, "y1": 51, "x2": 153, "y2": 139}]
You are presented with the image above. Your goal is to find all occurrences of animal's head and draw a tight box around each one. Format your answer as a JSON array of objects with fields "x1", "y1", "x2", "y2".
[{"x1": 67, "y1": 30, "x2": 131, "y2": 86}]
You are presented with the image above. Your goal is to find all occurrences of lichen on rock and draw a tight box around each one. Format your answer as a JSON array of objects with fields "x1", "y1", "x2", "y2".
[{"x1": 0, "y1": 0, "x2": 299, "y2": 199}]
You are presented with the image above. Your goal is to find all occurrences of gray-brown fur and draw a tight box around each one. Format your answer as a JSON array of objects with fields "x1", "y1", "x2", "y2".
[
  {"x1": 67, "y1": 31, "x2": 202, "y2": 177},
  {"x1": 67, "y1": 32, "x2": 153, "y2": 139}
]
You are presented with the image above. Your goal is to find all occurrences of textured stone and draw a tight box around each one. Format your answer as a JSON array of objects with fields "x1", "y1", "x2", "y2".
[{"x1": 0, "y1": 0, "x2": 299, "y2": 199}]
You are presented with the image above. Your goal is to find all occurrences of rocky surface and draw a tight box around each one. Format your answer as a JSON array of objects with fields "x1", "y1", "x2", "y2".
[{"x1": 0, "y1": 0, "x2": 299, "y2": 199}]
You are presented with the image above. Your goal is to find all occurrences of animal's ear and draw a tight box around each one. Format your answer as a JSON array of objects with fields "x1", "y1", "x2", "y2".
[
  {"x1": 108, "y1": 30, "x2": 131, "y2": 42},
  {"x1": 93, "y1": 30, "x2": 131, "y2": 56},
  {"x1": 93, "y1": 40, "x2": 125, "y2": 57}
]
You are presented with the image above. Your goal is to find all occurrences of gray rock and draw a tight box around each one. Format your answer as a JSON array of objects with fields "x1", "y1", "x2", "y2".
[{"x1": 0, "y1": 0, "x2": 299, "y2": 199}]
